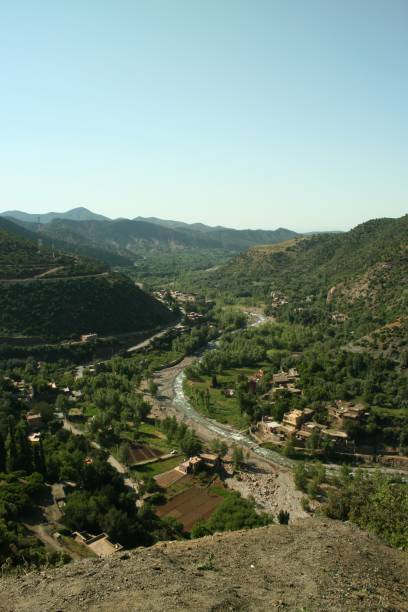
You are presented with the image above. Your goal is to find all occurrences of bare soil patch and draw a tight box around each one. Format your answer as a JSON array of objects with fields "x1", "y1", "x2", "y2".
[
  {"x1": 155, "y1": 485, "x2": 222, "y2": 531},
  {"x1": 127, "y1": 443, "x2": 162, "y2": 464},
  {"x1": 2, "y1": 519, "x2": 407, "y2": 611},
  {"x1": 155, "y1": 468, "x2": 186, "y2": 488}
]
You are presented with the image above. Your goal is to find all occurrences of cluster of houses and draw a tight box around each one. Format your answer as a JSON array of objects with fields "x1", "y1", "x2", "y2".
[
  {"x1": 185, "y1": 311, "x2": 205, "y2": 324},
  {"x1": 177, "y1": 453, "x2": 221, "y2": 475},
  {"x1": 154, "y1": 290, "x2": 197, "y2": 304},
  {"x1": 3, "y1": 377, "x2": 33, "y2": 402},
  {"x1": 80, "y1": 333, "x2": 98, "y2": 343},
  {"x1": 241, "y1": 366, "x2": 369, "y2": 452},
  {"x1": 270, "y1": 291, "x2": 288, "y2": 309},
  {"x1": 247, "y1": 367, "x2": 301, "y2": 398},
  {"x1": 258, "y1": 400, "x2": 368, "y2": 451}
]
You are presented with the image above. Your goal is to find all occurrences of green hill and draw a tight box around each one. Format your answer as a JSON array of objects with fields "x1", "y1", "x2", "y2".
[
  {"x1": 0, "y1": 222, "x2": 175, "y2": 340},
  {"x1": 0, "y1": 216, "x2": 131, "y2": 268},
  {"x1": 203, "y1": 215, "x2": 408, "y2": 328}
]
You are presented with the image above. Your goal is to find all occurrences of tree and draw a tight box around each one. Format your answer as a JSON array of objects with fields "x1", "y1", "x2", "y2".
[
  {"x1": 0, "y1": 432, "x2": 6, "y2": 473},
  {"x1": 210, "y1": 438, "x2": 228, "y2": 458},
  {"x1": 180, "y1": 429, "x2": 202, "y2": 456},
  {"x1": 283, "y1": 437, "x2": 296, "y2": 458},
  {"x1": 101, "y1": 507, "x2": 130, "y2": 544},
  {"x1": 231, "y1": 446, "x2": 244, "y2": 471},
  {"x1": 118, "y1": 441, "x2": 130, "y2": 466},
  {"x1": 278, "y1": 510, "x2": 290, "y2": 524},
  {"x1": 15, "y1": 420, "x2": 33, "y2": 473},
  {"x1": 191, "y1": 491, "x2": 272, "y2": 537},
  {"x1": 148, "y1": 380, "x2": 158, "y2": 397},
  {"x1": 56, "y1": 394, "x2": 70, "y2": 412},
  {"x1": 294, "y1": 463, "x2": 308, "y2": 491}
]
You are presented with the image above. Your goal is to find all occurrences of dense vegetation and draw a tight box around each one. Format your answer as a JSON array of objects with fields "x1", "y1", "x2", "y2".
[
  {"x1": 0, "y1": 411, "x2": 180, "y2": 568},
  {"x1": 0, "y1": 219, "x2": 106, "y2": 280},
  {"x1": 0, "y1": 223, "x2": 175, "y2": 339},
  {"x1": 0, "y1": 273, "x2": 175, "y2": 339},
  {"x1": 191, "y1": 490, "x2": 272, "y2": 538},
  {"x1": 294, "y1": 462, "x2": 408, "y2": 550},
  {"x1": 188, "y1": 215, "x2": 408, "y2": 332},
  {"x1": 185, "y1": 320, "x2": 408, "y2": 447}
]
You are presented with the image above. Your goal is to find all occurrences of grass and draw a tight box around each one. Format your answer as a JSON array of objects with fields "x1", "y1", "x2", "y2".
[
  {"x1": 60, "y1": 536, "x2": 97, "y2": 559},
  {"x1": 131, "y1": 455, "x2": 181, "y2": 479},
  {"x1": 208, "y1": 484, "x2": 230, "y2": 498},
  {"x1": 137, "y1": 421, "x2": 174, "y2": 453},
  {"x1": 165, "y1": 476, "x2": 194, "y2": 498},
  {"x1": 372, "y1": 406, "x2": 408, "y2": 419},
  {"x1": 83, "y1": 404, "x2": 98, "y2": 418},
  {"x1": 197, "y1": 552, "x2": 218, "y2": 571},
  {"x1": 145, "y1": 349, "x2": 184, "y2": 370},
  {"x1": 183, "y1": 367, "x2": 263, "y2": 430}
]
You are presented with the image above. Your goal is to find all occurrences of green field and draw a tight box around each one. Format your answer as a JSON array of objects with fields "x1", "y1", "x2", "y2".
[
  {"x1": 131, "y1": 455, "x2": 181, "y2": 479},
  {"x1": 183, "y1": 367, "x2": 265, "y2": 430},
  {"x1": 144, "y1": 349, "x2": 184, "y2": 371},
  {"x1": 372, "y1": 406, "x2": 408, "y2": 419},
  {"x1": 137, "y1": 420, "x2": 174, "y2": 453}
]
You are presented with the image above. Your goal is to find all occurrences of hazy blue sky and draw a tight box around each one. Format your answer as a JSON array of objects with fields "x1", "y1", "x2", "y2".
[{"x1": 1, "y1": 1, "x2": 407, "y2": 231}]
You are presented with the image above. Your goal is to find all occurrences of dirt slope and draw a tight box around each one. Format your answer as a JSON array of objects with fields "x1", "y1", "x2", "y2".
[{"x1": 1, "y1": 518, "x2": 407, "y2": 612}]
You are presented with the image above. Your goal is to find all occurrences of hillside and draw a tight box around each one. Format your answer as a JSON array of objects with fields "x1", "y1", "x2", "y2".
[
  {"x1": 204, "y1": 215, "x2": 408, "y2": 323},
  {"x1": 0, "y1": 216, "x2": 131, "y2": 268},
  {"x1": 35, "y1": 217, "x2": 299, "y2": 255},
  {"x1": 1, "y1": 519, "x2": 407, "y2": 611},
  {"x1": 2, "y1": 209, "x2": 299, "y2": 259},
  {"x1": 0, "y1": 223, "x2": 175, "y2": 339},
  {"x1": 136, "y1": 215, "x2": 299, "y2": 249}
]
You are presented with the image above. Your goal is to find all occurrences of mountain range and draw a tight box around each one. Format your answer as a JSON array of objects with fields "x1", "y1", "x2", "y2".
[
  {"x1": 0, "y1": 207, "x2": 299, "y2": 261},
  {"x1": 0, "y1": 206, "x2": 108, "y2": 224}
]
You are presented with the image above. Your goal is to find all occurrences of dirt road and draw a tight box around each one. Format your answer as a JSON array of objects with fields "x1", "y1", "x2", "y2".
[{"x1": 63, "y1": 419, "x2": 138, "y2": 492}]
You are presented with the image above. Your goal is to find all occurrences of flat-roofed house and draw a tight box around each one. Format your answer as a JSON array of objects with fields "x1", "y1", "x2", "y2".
[
  {"x1": 26, "y1": 413, "x2": 42, "y2": 431},
  {"x1": 74, "y1": 532, "x2": 123, "y2": 557}
]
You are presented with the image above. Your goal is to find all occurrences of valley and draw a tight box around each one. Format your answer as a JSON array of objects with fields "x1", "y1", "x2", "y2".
[
  {"x1": 2, "y1": 5, "x2": 408, "y2": 608},
  {"x1": 0, "y1": 210, "x2": 407, "y2": 596}
]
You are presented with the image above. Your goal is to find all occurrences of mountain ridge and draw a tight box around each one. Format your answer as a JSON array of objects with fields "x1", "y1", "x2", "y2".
[
  {"x1": 1, "y1": 206, "x2": 109, "y2": 224},
  {"x1": 192, "y1": 214, "x2": 408, "y2": 343},
  {"x1": 2, "y1": 210, "x2": 300, "y2": 258}
]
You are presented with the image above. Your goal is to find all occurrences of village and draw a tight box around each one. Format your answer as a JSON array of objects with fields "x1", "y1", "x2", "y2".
[
  {"x1": 250, "y1": 367, "x2": 367, "y2": 454},
  {"x1": 2, "y1": 358, "x2": 237, "y2": 560},
  {"x1": 2, "y1": 291, "x2": 406, "y2": 564}
]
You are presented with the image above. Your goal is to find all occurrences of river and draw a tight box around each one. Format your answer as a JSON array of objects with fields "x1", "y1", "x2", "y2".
[
  {"x1": 167, "y1": 313, "x2": 408, "y2": 480},
  {"x1": 169, "y1": 311, "x2": 294, "y2": 468}
]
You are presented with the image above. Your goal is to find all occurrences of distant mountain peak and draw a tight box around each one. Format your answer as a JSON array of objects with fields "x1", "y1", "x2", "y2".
[{"x1": 0, "y1": 207, "x2": 109, "y2": 224}]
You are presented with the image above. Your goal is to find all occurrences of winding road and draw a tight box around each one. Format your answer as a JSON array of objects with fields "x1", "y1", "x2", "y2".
[{"x1": 63, "y1": 418, "x2": 138, "y2": 492}]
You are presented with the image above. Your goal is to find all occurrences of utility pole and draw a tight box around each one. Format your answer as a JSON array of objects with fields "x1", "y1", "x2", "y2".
[{"x1": 37, "y1": 215, "x2": 43, "y2": 253}]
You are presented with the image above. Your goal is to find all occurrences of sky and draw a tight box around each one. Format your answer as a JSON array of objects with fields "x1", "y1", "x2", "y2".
[{"x1": 0, "y1": 1, "x2": 407, "y2": 232}]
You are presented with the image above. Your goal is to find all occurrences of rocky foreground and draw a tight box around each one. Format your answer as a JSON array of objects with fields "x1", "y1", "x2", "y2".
[{"x1": 1, "y1": 518, "x2": 407, "y2": 612}]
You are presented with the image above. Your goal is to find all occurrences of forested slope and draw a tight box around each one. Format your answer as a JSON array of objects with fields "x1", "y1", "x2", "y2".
[
  {"x1": 4, "y1": 212, "x2": 299, "y2": 259},
  {"x1": 204, "y1": 215, "x2": 408, "y2": 324},
  {"x1": 0, "y1": 223, "x2": 175, "y2": 339}
]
